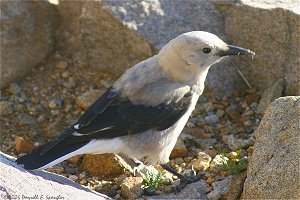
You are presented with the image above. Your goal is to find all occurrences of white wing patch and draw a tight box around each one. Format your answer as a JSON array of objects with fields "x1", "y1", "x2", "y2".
[{"x1": 72, "y1": 126, "x2": 114, "y2": 136}]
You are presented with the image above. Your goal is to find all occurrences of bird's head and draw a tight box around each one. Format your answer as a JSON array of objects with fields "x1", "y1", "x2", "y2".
[{"x1": 157, "y1": 31, "x2": 255, "y2": 85}]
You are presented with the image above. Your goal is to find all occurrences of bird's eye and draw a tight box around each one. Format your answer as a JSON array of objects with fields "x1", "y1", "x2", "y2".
[{"x1": 202, "y1": 47, "x2": 212, "y2": 54}]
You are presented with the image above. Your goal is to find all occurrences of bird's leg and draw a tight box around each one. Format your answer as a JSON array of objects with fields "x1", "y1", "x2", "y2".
[
  {"x1": 132, "y1": 158, "x2": 146, "y2": 176},
  {"x1": 161, "y1": 163, "x2": 204, "y2": 192}
]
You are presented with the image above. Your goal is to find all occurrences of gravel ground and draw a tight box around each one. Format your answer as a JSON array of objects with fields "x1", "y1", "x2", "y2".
[{"x1": 0, "y1": 51, "x2": 262, "y2": 199}]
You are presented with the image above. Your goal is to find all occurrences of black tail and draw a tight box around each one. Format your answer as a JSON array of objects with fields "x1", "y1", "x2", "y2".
[{"x1": 16, "y1": 141, "x2": 87, "y2": 170}]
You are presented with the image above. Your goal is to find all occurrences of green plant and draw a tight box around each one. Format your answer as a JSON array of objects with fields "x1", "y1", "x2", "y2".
[
  {"x1": 220, "y1": 151, "x2": 248, "y2": 175},
  {"x1": 142, "y1": 170, "x2": 166, "y2": 190}
]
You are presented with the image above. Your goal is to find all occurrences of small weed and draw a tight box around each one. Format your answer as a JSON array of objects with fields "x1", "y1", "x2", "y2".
[
  {"x1": 142, "y1": 170, "x2": 166, "y2": 190},
  {"x1": 220, "y1": 151, "x2": 248, "y2": 175}
]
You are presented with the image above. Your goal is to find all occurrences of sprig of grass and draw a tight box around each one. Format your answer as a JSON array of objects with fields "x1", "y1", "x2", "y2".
[
  {"x1": 142, "y1": 170, "x2": 166, "y2": 190},
  {"x1": 220, "y1": 150, "x2": 248, "y2": 175}
]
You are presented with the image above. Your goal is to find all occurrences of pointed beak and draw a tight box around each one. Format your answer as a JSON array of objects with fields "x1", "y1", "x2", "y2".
[{"x1": 217, "y1": 45, "x2": 255, "y2": 57}]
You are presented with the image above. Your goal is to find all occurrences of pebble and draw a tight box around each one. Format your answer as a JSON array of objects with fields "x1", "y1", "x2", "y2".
[
  {"x1": 15, "y1": 136, "x2": 33, "y2": 154},
  {"x1": 205, "y1": 114, "x2": 219, "y2": 124},
  {"x1": 0, "y1": 101, "x2": 13, "y2": 115},
  {"x1": 216, "y1": 109, "x2": 225, "y2": 118},
  {"x1": 7, "y1": 83, "x2": 21, "y2": 95},
  {"x1": 49, "y1": 98, "x2": 63, "y2": 109},
  {"x1": 114, "y1": 194, "x2": 121, "y2": 199},
  {"x1": 189, "y1": 152, "x2": 211, "y2": 171},
  {"x1": 226, "y1": 104, "x2": 241, "y2": 122},
  {"x1": 56, "y1": 61, "x2": 68, "y2": 69},
  {"x1": 186, "y1": 121, "x2": 196, "y2": 128},
  {"x1": 68, "y1": 175, "x2": 78, "y2": 181},
  {"x1": 18, "y1": 113, "x2": 36, "y2": 125},
  {"x1": 174, "y1": 157, "x2": 184, "y2": 165}
]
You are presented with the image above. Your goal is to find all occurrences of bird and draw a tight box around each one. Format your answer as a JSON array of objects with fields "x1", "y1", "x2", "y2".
[{"x1": 16, "y1": 31, "x2": 254, "y2": 189}]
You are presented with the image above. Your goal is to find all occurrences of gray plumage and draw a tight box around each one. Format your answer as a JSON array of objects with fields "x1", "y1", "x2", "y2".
[{"x1": 16, "y1": 31, "x2": 254, "y2": 170}]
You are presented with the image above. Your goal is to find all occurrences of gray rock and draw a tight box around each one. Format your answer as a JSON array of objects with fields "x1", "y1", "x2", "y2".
[
  {"x1": 214, "y1": 0, "x2": 300, "y2": 96},
  {"x1": 257, "y1": 78, "x2": 284, "y2": 113},
  {"x1": 103, "y1": 0, "x2": 243, "y2": 97},
  {"x1": 0, "y1": 152, "x2": 110, "y2": 200},
  {"x1": 0, "y1": 101, "x2": 13, "y2": 115},
  {"x1": 55, "y1": 1, "x2": 155, "y2": 79},
  {"x1": 196, "y1": 138, "x2": 218, "y2": 150},
  {"x1": 0, "y1": 1, "x2": 58, "y2": 89},
  {"x1": 18, "y1": 113, "x2": 36, "y2": 125},
  {"x1": 149, "y1": 180, "x2": 209, "y2": 199},
  {"x1": 205, "y1": 114, "x2": 219, "y2": 124},
  {"x1": 242, "y1": 96, "x2": 300, "y2": 199},
  {"x1": 207, "y1": 176, "x2": 232, "y2": 200},
  {"x1": 222, "y1": 134, "x2": 255, "y2": 151}
]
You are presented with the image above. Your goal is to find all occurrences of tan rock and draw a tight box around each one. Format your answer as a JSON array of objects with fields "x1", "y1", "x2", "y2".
[
  {"x1": 257, "y1": 78, "x2": 284, "y2": 113},
  {"x1": 15, "y1": 136, "x2": 33, "y2": 154},
  {"x1": 76, "y1": 89, "x2": 105, "y2": 110},
  {"x1": 189, "y1": 152, "x2": 211, "y2": 171},
  {"x1": 121, "y1": 177, "x2": 143, "y2": 199},
  {"x1": 170, "y1": 136, "x2": 187, "y2": 159},
  {"x1": 56, "y1": 1, "x2": 156, "y2": 78},
  {"x1": 0, "y1": 1, "x2": 58, "y2": 89},
  {"x1": 81, "y1": 153, "x2": 132, "y2": 178},
  {"x1": 215, "y1": 1, "x2": 300, "y2": 95},
  {"x1": 67, "y1": 155, "x2": 81, "y2": 164},
  {"x1": 242, "y1": 96, "x2": 300, "y2": 199},
  {"x1": 222, "y1": 171, "x2": 247, "y2": 200}
]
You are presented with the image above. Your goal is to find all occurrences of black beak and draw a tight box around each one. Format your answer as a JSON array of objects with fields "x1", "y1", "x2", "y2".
[{"x1": 217, "y1": 45, "x2": 255, "y2": 57}]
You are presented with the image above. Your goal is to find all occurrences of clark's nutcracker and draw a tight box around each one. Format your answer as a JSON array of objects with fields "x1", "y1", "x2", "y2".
[{"x1": 16, "y1": 31, "x2": 254, "y2": 188}]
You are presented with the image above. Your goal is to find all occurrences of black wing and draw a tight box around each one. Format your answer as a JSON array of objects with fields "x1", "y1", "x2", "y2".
[{"x1": 35, "y1": 87, "x2": 192, "y2": 154}]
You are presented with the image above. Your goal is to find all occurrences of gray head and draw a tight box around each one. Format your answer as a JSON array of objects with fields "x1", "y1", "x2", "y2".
[{"x1": 158, "y1": 31, "x2": 254, "y2": 85}]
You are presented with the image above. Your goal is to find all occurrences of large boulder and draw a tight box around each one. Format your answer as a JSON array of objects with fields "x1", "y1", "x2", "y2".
[
  {"x1": 242, "y1": 96, "x2": 300, "y2": 199},
  {"x1": 103, "y1": 0, "x2": 243, "y2": 96},
  {"x1": 0, "y1": 1, "x2": 58, "y2": 89},
  {"x1": 0, "y1": 152, "x2": 110, "y2": 200},
  {"x1": 215, "y1": 0, "x2": 300, "y2": 96},
  {"x1": 55, "y1": 1, "x2": 155, "y2": 79}
]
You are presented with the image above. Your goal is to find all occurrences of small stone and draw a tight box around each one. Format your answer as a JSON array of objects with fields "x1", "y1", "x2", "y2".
[
  {"x1": 15, "y1": 136, "x2": 33, "y2": 154},
  {"x1": 0, "y1": 101, "x2": 13, "y2": 115},
  {"x1": 7, "y1": 83, "x2": 21, "y2": 95},
  {"x1": 206, "y1": 177, "x2": 215, "y2": 185},
  {"x1": 79, "y1": 179, "x2": 87, "y2": 184},
  {"x1": 186, "y1": 121, "x2": 195, "y2": 128},
  {"x1": 196, "y1": 138, "x2": 217, "y2": 150},
  {"x1": 170, "y1": 136, "x2": 187, "y2": 159},
  {"x1": 56, "y1": 61, "x2": 68, "y2": 69},
  {"x1": 216, "y1": 109, "x2": 225, "y2": 118},
  {"x1": 247, "y1": 146, "x2": 254, "y2": 156},
  {"x1": 155, "y1": 190, "x2": 162, "y2": 195},
  {"x1": 226, "y1": 104, "x2": 241, "y2": 122},
  {"x1": 207, "y1": 176, "x2": 232, "y2": 200},
  {"x1": 67, "y1": 155, "x2": 81, "y2": 164},
  {"x1": 114, "y1": 194, "x2": 121, "y2": 199},
  {"x1": 163, "y1": 186, "x2": 172, "y2": 193},
  {"x1": 189, "y1": 152, "x2": 211, "y2": 171},
  {"x1": 222, "y1": 172, "x2": 246, "y2": 200},
  {"x1": 184, "y1": 156, "x2": 193, "y2": 163},
  {"x1": 68, "y1": 175, "x2": 78, "y2": 181},
  {"x1": 78, "y1": 172, "x2": 86, "y2": 180},
  {"x1": 49, "y1": 98, "x2": 63, "y2": 109},
  {"x1": 62, "y1": 71, "x2": 70, "y2": 78},
  {"x1": 205, "y1": 114, "x2": 219, "y2": 124},
  {"x1": 204, "y1": 150, "x2": 218, "y2": 159},
  {"x1": 222, "y1": 135, "x2": 255, "y2": 151},
  {"x1": 18, "y1": 113, "x2": 36, "y2": 125},
  {"x1": 121, "y1": 177, "x2": 143, "y2": 199},
  {"x1": 76, "y1": 89, "x2": 105, "y2": 110},
  {"x1": 175, "y1": 157, "x2": 184, "y2": 165},
  {"x1": 81, "y1": 154, "x2": 132, "y2": 178},
  {"x1": 245, "y1": 93, "x2": 260, "y2": 105},
  {"x1": 228, "y1": 152, "x2": 238, "y2": 159}
]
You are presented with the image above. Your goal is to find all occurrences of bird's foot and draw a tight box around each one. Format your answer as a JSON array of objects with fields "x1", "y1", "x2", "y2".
[{"x1": 161, "y1": 163, "x2": 204, "y2": 193}]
